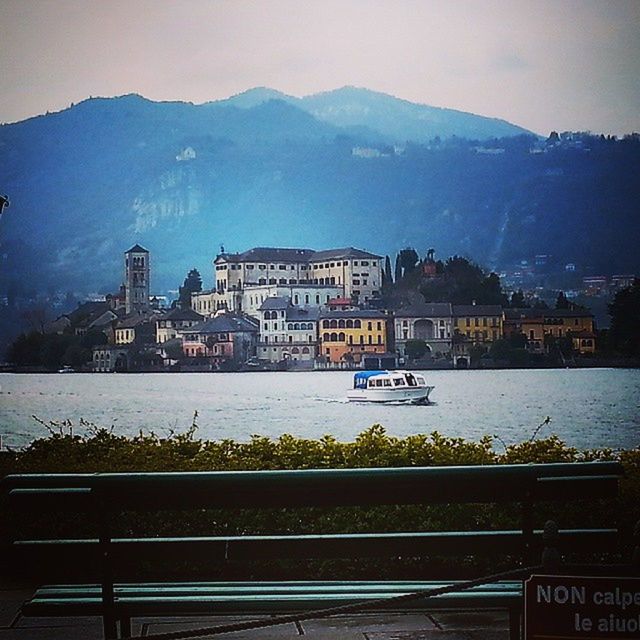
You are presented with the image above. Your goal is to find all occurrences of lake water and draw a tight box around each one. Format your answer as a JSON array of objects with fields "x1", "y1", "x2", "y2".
[{"x1": 0, "y1": 369, "x2": 638, "y2": 450}]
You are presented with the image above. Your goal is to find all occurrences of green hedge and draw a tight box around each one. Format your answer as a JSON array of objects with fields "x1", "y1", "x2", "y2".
[{"x1": 2, "y1": 420, "x2": 638, "y2": 579}]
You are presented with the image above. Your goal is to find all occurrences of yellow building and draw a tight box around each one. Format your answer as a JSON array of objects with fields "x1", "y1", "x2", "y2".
[
  {"x1": 543, "y1": 309, "x2": 596, "y2": 354},
  {"x1": 319, "y1": 310, "x2": 388, "y2": 364},
  {"x1": 504, "y1": 308, "x2": 597, "y2": 355},
  {"x1": 452, "y1": 305, "x2": 504, "y2": 344}
]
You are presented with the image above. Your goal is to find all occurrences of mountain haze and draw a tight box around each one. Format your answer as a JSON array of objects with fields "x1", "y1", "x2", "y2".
[
  {"x1": 219, "y1": 86, "x2": 533, "y2": 141},
  {"x1": 0, "y1": 88, "x2": 638, "y2": 303}
]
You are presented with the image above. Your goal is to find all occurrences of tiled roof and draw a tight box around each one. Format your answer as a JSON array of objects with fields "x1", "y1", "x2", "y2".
[
  {"x1": 543, "y1": 308, "x2": 594, "y2": 318},
  {"x1": 215, "y1": 246, "x2": 382, "y2": 264},
  {"x1": 504, "y1": 308, "x2": 545, "y2": 320},
  {"x1": 311, "y1": 247, "x2": 382, "y2": 261},
  {"x1": 185, "y1": 314, "x2": 259, "y2": 334},
  {"x1": 320, "y1": 309, "x2": 388, "y2": 319},
  {"x1": 394, "y1": 302, "x2": 452, "y2": 318},
  {"x1": 117, "y1": 313, "x2": 158, "y2": 328},
  {"x1": 453, "y1": 305, "x2": 503, "y2": 317},
  {"x1": 259, "y1": 297, "x2": 292, "y2": 311},
  {"x1": 287, "y1": 307, "x2": 319, "y2": 321},
  {"x1": 67, "y1": 301, "x2": 110, "y2": 324},
  {"x1": 217, "y1": 247, "x2": 315, "y2": 264},
  {"x1": 162, "y1": 307, "x2": 204, "y2": 321},
  {"x1": 126, "y1": 244, "x2": 148, "y2": 253}
]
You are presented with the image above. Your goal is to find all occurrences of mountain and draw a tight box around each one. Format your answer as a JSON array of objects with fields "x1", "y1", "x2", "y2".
[
  {"x1": 0, "y1": 90, "x2": 638, "y2": 312},
  {"x1": 218, "y1": 86, "x2": 533, "y2": 141}
]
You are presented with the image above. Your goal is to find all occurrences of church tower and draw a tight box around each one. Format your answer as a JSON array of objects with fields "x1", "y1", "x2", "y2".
[{"x1": 124, "y1": 244, "x2": 149, "y2": 314}]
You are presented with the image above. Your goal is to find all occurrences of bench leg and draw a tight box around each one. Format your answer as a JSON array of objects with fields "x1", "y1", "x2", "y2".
[
  {"x1": 509, "y1": 606, "x2": 522, "y2": 640},
  {"x1": 120, "y1": 615, "x2": 132, "y2": 638},
  {"x1": 103, "y1": 614, "x2": 118, "y2": 640}
]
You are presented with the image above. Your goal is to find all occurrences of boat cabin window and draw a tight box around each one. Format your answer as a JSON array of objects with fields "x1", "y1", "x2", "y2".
[
  {"x1": 393, "y1": 378, "x2": 405, "y2": 386},
  {"x1": 415, "y1": 375, "x2": 426, "y2": 385},
  {"x1": 383, "y1": 379, "x2": 392, "y2": 387},
  {"x1": 405, "y1": 373, "x2": 417, "y2": 387}
]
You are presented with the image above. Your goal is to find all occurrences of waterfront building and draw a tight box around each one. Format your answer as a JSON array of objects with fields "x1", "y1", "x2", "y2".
[
  {"x1": 212, "y1": 246, "x2": 383, "y2": 306},
  {"x1": 503, "y1": 308, "x2": 546, "y2": 352},
  {"x1": 92, "y1": 345, "x2": 129, "y2": 372},
  {"x1": 308, "y1": 248, "x2": 383, "y2": 303},
  {"x1": 394, "y1": 302, "x2": 453, "y2": 357},
  {"x1": 47, "y1": 301, "x2": 119, "y2": 337},
  {"x1": 241, "y1": 284, "x2": 342, "y2": 318},
  {"x1": 453, "y1": 305, "x2": 504, "y2": 344},
  {"x1": 156, "y1": 307, "x2": 204, "y2": 344},
  {"x1": 318, "y1": 309, "x2": 388, "y2": 365},
  {"x1": 114, "y1": 312, "x2": 159, "y2": 345},
  {"x1": 179, "y1": 313, "x2": 259, "y2": 366},
  {"x1": 542, "y1": 308, "x2": 596, "y2": 354},
  {"x1": 191, "y1": 282, "x2": 342, "y2": 318},
  {"x1": 504, "y1": 308, "x2": 596, "y2": 354},
  {"x1": 257, "y1": 297, "x2": 318, "y2": 363},
  {"x1": 124, "y1": 244, "x2": 150, "y2": 314}
]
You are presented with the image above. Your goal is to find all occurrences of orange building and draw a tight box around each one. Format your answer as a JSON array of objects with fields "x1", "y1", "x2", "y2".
[{"x1": 319, "y1": 310, "x2": 388, "y2": 364}]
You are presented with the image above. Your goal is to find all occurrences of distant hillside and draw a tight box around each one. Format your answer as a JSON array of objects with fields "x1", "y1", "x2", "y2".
[
  {"x1": 0, "y1": 90, "x2": 638, "y2": 306},
  {"x1": 219, "y1": 86, "x2": 533, "y2": 141}
]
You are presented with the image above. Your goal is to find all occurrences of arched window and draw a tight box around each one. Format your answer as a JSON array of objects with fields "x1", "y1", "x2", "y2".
[
  {"x1": 288, "y1": 323, "x2": 293, "y2": 330},
  {"x1": 294, "y1": 323, "x2": 300, "y2": 330},
  {"x1": 338, "y1": 332, "x2": 345, "y2": 342},
  {"x1": 302, "y1": 347, "x2": 310, "y2": 354},
  {"x1": 292, "y1": 347, "x2": 299, "y2": 354},
  {"x1": 338, "y1": 319, "x2": 345, "y2": 328},
  {"x1": 330, "y1": 332, "x2": 338, "y2": 341},
  {"x1": 323, "y1": 320, "x2": 330, "y2": 328},
  {"x1": 346, "y1": 319, "x2": 353, "y2": 328},
  {"x1": 329, "y1": 319, "x2": 338, "y2": 328},
  {"x1": 323, "y1": 332, "x2": 330, "y2": 341},
  {"x1": 319, "y1": 278, "x2": 325, "y2": 285},
  {"x1": 354, "y1": 320, "x2": 361, "y2": 329}
]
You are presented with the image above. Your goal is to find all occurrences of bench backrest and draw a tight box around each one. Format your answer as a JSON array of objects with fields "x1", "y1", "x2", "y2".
[{"x1": 2, "y1": 461, "x2": 623, "y2": 577}]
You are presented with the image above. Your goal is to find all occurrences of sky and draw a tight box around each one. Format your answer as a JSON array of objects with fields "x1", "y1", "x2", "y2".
[{"x1": 1, "y1": 0, "x2": 638, "y2": 135}]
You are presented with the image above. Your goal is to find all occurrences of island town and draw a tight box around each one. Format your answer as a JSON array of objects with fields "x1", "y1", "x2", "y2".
[{"x1": 8, "y1": 243, "x2": 608, "y2": 374}]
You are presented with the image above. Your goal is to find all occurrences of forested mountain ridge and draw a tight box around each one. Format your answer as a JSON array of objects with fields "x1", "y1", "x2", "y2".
[{"x1": 0, "y1": 91, "x2": 638, "y2": 301}]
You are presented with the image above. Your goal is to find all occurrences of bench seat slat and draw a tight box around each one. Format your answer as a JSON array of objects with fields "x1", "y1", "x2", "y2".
[{"x1": 24, "y1": 581, "x2": 523, "y2": 617}]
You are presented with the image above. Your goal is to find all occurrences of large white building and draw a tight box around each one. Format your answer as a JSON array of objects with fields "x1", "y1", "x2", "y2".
[{"x1": 210, "y1": 246, "x2": 383, "y2": 304}]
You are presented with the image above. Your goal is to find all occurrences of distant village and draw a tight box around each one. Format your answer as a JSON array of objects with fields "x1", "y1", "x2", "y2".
[{"x1": 31, "y1": 243, "x2": 613, "y2": 373}]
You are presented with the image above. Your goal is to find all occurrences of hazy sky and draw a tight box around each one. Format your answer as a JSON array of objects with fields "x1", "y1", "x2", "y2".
[{"x1": 1, "y1": 0, "x2": 638, "y2": 134}]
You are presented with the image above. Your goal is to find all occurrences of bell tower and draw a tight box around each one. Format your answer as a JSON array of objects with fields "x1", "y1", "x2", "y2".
[{"x1": 124, "y1": 244, "x2": 149, "y2": 314}]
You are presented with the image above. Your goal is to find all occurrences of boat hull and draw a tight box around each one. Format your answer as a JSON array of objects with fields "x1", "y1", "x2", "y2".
[{"x1": 347, "y1": 385, "x2": 434, "y2": 404}]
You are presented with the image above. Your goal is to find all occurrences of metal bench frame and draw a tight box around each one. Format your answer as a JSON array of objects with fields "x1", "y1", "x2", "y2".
[{"x1": 2, "y1": 461, "x2": 624, "y2": 639}]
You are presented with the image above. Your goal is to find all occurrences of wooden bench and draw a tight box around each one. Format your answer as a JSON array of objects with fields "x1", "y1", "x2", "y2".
[{"x1": 1, "y1": 461, "x2": 624, "y2": 639}]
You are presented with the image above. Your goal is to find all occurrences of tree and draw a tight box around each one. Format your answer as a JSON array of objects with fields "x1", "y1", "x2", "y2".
[
  {"x1": 398, "y1": 248, "x2": 419, "y2": 276},
  {"x1": 394, "y1": 254, "x2": 402, "y2": 284},
  {"x1": 555, "y1": 291, "x2": 571, "y2": 309},
  {"x1": 384, "y1": 255, "x2": 393, "y2": 286},
  {"x1": 405, "y1": 339, "x2": 428, "y2": 360},
  {"x1": 178, "y1": 269, "x2": 202, "y2": 309},
  {"x1": 510, "y1": 290, "x2": 527, "y2": 308},
  {"x1": 608, "y1": 279, "x2": 640, "y2": 356}
]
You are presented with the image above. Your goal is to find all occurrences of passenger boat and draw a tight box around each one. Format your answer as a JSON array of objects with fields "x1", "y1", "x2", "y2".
[{"x1": 346, "y1": 370, "x2": 434, "y2": 404}]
